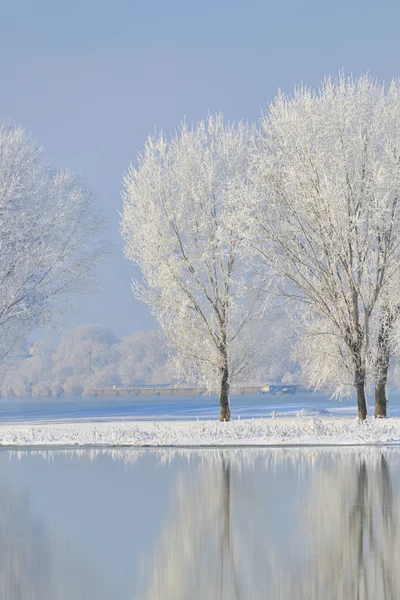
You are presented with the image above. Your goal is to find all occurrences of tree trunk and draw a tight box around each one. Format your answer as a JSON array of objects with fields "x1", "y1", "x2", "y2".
[
  {"x1": 349, "y1": 288, "x2": 368, "y2": 421},
  {"x1": 375, "y1": 382, "x2": 387, "y2": 418},
  {"x1": 352, "y1": 343, "x2": 367, "y2": 420},
  {"x1": 356, "y1": 380, "x2": 368, "y2": 421},
  {"x1": 220, "y1": 364, "x2": 230, "y2": 422},
  {"x1": 374, "y1": 308, "x2": 394, "y2": 418}
]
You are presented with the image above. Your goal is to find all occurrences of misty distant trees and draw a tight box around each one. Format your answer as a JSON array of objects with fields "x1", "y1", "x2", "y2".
[
  {"x1": 0, "y1": 123, "x2": 108, "y2": 360},
  {"x1": 123, "y1": 74, "x2": 400, "y2": 419},
  {"x1": 0, "y1": 313, "x2": 300, "y2": 398},
  {"x1": 0, "y1": 326, "x2": 173, "y2": 398}
]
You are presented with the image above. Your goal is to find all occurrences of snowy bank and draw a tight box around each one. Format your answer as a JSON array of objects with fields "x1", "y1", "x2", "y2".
[{"x1": 1, "y1": 416, "x2": 400, "y2": 447}]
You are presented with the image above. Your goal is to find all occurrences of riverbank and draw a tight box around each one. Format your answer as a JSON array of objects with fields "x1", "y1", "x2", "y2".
[{"x1": 0, "y1": 415, "x2": 400, "y2": 447}]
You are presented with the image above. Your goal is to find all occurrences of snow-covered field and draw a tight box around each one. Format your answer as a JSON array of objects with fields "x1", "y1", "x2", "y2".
[
  {"x1": 1, "y1": 392, "x2": 400, "y2": 447},
  {"x1": 1, "y1": 415, "x2": 400, "y2": 447}
]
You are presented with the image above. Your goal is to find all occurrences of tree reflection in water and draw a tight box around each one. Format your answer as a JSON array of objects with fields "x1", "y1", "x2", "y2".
[
  {"x1": 138, "y1": 449, "x2": 400, "y2": 600},
  {"x1": 296, "y1": 452, "x2": 400, "y2": 600},
  {"x1": 138, "y1": 453, "x2": 249, "y2": 600}
]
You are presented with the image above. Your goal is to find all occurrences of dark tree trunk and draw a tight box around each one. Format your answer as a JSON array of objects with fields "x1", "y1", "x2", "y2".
[
  {"x1": 220, "y1": 363, "x2": 230, "y2": 422},
  {"x1": 375, "y1": 382, "x2": 387, "y2": 418},
  {"x1": 353, "y1": 343, "x2": 367, "y2": 420},
  {"x1": 356, "y1": 378, "x2": 368, "y2": 421},
  {"x1": 348, "y1": 288, "x2": 368, "y2": 421}
]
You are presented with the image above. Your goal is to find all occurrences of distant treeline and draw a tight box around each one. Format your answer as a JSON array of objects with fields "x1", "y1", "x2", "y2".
[{"x1": 0, "y1": 319, "x2": 301, "y2": 398}]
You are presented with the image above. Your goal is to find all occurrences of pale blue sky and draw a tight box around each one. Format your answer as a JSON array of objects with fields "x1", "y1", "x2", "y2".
[{"x1": 1, "y1": 0, "x2": 399, "y2": 335}]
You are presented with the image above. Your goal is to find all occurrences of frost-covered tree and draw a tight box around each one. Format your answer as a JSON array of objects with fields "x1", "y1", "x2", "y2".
[
  {"x1": 248, "y1": 74, "x2": 400, "y2": 419},
  {"x1": 122, "y1": 115, "x2": 267, "y2": 421},
  {"x1": 0, "y1": 124, "x2": 108, "y2": 360},
  {"x1": 291, "y1": 309, "x2": 355, "y2": 397}
]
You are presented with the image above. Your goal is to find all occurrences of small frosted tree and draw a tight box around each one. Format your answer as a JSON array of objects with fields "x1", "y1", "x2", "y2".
[
  {"x1": 121, "y1": 115, "x2": 266, "y2": 421},
  {"x1": 0, "y1": 123, "x2": 108, "y2": 360},
  {"x1": 248, "y1": 74, "x2": 400, "y2": 419}
]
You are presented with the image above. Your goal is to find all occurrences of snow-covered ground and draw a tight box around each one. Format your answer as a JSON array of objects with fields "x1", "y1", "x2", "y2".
[
  {"x1": 1, "y1": 392, "x2": 400, "y2": 446},
  {"x1": 1, "y1": 415, "x2": 400, "y2": 447}
]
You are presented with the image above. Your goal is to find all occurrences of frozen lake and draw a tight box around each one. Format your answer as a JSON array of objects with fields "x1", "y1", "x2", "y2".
[
  {"x1": 1, "y1": 446, "x2": 400, "y2": 598},
  {"x1": 1, "y1": 390, "x2": 400, "y2": 422}
]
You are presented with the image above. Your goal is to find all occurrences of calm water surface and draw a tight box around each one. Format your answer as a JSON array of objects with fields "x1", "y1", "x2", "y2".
[{"x1": 1, "y1": 447, "x2": 400, "y2": 599}]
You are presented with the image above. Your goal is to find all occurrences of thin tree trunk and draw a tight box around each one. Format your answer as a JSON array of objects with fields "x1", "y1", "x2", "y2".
[{"x1": 220, "y1": 363, "x2": 230, "y2": 422}]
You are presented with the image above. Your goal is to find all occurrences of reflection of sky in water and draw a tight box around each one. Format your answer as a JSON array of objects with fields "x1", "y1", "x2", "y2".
[
  {"x1": 1, "y1": 448, "x2": 400, "y2": 599},
  {"x1": 0, "y1": 450, "x2": 187, "y2": 598}
]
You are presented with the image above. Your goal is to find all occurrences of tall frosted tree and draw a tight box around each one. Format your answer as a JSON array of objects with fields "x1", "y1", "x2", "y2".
[
  {"x1": 121, "y1": 115, "x2": 266, "y2": 421},
  {"x1": 248, "y1": 74, "x2": 400, "y2": 419},
  {"x1": 0, "y1": 123, "x2": 107, "y2": 359}
]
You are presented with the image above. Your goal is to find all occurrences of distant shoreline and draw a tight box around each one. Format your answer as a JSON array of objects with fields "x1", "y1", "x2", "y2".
[{"x1": 88, "y1": 385, "x2": 300, "y2": 397}]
